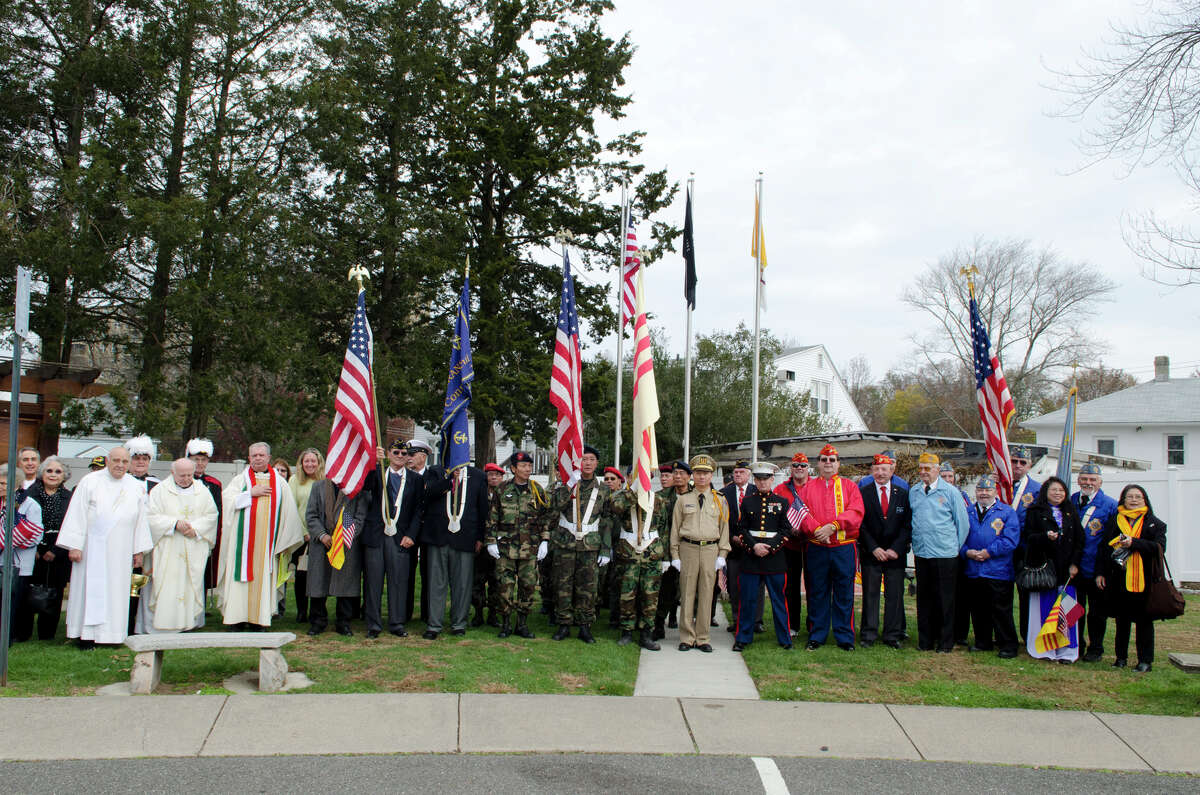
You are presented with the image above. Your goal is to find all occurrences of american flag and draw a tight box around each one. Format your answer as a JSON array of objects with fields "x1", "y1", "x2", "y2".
[
  {"x1": 970, "y1": 293, "x2": 1016, "y2": 503},
  {"x1": 550, "y1": 251, "x2": 584, "y2": 486},
  {"x1": 787, "y1": 496, "x2": 810, "y2": 534},
  {"x1": 621, "y1": 217, "x2": 641, "y2": 329},
  {"x1": 325, "y1": 287, "x2": 377, "y2": 498}
]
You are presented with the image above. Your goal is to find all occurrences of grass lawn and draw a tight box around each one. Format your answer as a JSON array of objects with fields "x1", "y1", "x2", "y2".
[
  {"x1": 737, "y1": 592, "x2": 1200, "y2": 716},
  {"x1": 1, "y1": 584, "x2": 640, "y2": 698}
]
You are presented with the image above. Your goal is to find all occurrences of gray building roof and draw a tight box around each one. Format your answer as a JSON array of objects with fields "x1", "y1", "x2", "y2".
[{"x1": 1024, "y1": 378, "x2": 1200, "y2": 427}]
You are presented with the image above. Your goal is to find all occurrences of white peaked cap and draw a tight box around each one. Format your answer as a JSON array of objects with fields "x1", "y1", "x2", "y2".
[
  {"x1": 186, "y1": 438, "x2": 214, "y2": 457},
  {"x1": 126, "y1": 434, "x2": 156, "y2": 458}
]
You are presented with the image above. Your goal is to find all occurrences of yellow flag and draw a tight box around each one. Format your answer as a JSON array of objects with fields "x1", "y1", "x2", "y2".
[
  {"x1": 751, "y1": 193, "x2": 768, "y2": 268},
  {"x1": 327, "y1": 506, "x2": 346, "y2": 570}
]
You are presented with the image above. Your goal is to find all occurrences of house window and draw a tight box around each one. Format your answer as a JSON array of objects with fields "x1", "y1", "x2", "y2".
[
  {"x1": 1167, "y1": 435, "x2": 1185, "y2": 466},
  {"x1": 785, "y1": 370, "x2": 795, "y2": 381},
  {"x1": 817, "y1": 353, "x2": 824, "y2": 368},
  {"x1": 810, "y1": 381, "x2": 830, "y2": 414},
  {"x1": 1096, "y1": 438, "x2": 1116, "y2": 457}
]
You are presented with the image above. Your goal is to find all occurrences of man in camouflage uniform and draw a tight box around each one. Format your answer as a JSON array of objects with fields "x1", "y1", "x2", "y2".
[
  {"x1": 548, "y1": 445, "x2": 613, "y2": 643},
  {"x1": 485, "y1": 451, "x2": 549, "y2": 638},
  {"x1": 472, "y1": 463, "x2": 507, "y2": 627},
  {"x1": 609, "y1": 482, "x2": 669, "y2": 650}
]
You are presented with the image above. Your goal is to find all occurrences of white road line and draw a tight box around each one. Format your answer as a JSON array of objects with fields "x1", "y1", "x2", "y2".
[{"x1": 752, "y1": 756, "x2": 790, "y2": 795}]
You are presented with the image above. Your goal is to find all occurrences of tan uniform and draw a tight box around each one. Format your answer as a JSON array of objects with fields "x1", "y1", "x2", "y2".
[{"x1": 671, "y1": 488, "x2": 731, "y2": 646}]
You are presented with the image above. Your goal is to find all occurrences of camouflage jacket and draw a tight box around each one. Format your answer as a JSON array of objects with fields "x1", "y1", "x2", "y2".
[
  {"x1": 486, "y1": 479, "x2": 550, "y2": 559},
  {"x1": 608, "y1": 488, "x2": 669, "y2": 561},
  {"x1": 547, "y1": 476, "x2": 613, "y2": 556}
]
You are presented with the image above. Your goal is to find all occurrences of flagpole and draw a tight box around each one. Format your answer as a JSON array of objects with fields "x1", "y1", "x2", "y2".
[
  {"x1": 751, "y1": 173, "x2": 763, "y2": 464},
  {"x1": 614, "y1": 181, "x2": 628, "y2": 469},
  {"x1": 683, "y1": 174, "x2": 695, "y2": 460}
]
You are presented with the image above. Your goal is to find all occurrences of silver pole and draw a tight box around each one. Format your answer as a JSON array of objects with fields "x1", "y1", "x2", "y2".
[
  {"x1": 1, "y1": 322, "x2": 23, "y2": 683},
  {"x1": 613, "y1": 181, "x2": 628, "y2": 469},
  {"x1": 682, "y1": 175, "x2": 695, "y2": 460},
  {"x1": 750, "y1": 174, "x2": 763, "y2": 465}
]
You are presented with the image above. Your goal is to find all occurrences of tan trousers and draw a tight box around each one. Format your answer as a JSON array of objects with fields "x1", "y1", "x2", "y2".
[{"x1": 678, "y1": 542, "x2": 718, "y2": 646}]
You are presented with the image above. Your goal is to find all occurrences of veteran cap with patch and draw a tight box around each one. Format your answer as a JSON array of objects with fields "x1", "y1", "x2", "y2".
[{"x1": 688, "y1": 454, "x2": 715, "y2": 472}]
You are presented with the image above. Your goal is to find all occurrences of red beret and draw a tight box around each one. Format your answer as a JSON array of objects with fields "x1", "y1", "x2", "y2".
[
  {"x1": 872, "y1": 453, "x2": 893, "y2": 466},
  {"x1": 603, "y1": 466, "x2": 625, "y2": 481},
  {"x1": 791, "y1": 452, "x2": 809, "y2": 465},
  {"x1": 819, "y1": 443, "x2": 838, "y2": 458},
  {"x1": 483, "y1": 463, "x2": 504, "y2": 474}
]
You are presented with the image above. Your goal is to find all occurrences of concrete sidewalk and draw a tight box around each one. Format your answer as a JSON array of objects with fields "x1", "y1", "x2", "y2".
[
  {"x1": 633, "y1": 601, "x2": 759, "y2": 699},
  {"x1": 0, "y1": 693, "x2": 1197, "y2": 773}
]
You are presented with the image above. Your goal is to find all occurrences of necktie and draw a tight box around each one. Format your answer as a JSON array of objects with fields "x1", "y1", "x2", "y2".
[
  {"x1": 698, "y1": 493, "x2": 705, "y2": 510},
  {"x1": 879, "y1": 485, "x2": 889, "y2": 515},
  {"x1": 924, "y1": 484, "x2": 930, "y2": 495},
  {"x1": 738, "y1": 486, "x2": 744, "y2": 508},
  {"x1": 1079, "y1": 495, "x2": 1090, "y2": 508}
]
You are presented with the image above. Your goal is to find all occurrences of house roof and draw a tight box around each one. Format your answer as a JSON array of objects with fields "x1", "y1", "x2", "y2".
[
  {"x1": 1023, "y1": 378, "x2": 1200, "y2": 427},
  {"x1": 777, "y1": 345, "x2": 820, "y2": 358}
]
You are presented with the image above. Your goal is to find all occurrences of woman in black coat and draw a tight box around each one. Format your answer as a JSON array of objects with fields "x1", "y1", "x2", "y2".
[
  {"x1": 16, "y1": 457, "x2": 74, "y2": 641},
  {"x1": 1097, "y1": 484, "x2": 1166, "y2": 673},
  {"x1": 1021, "y1": 476, "x2": 1084, "y2": 661}
]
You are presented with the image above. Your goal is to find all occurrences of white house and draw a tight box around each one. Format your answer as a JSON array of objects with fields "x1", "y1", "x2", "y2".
[
  {"x1": 1022, "y1": 357, "x2": 1198, "y2": 472},
  {"x1": 773, "y1": 345, "x2": 867, "y2": 432}
]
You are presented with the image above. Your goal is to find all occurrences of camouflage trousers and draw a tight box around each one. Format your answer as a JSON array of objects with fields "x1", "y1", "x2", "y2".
[
  {"x1": 495, "y1": 555, "x2": 538, "y2": 617},
  {"x1": 472, "y1": 550, "x2": 499, "y2": 616},
  {"x1": 618, "y1": 557, "x2": 662, "y2": 631},
  {"x1": 553, "y1": 547, "x2": 599, "y2": 626}
]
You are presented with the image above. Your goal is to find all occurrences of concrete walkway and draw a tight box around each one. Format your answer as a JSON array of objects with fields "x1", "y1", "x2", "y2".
[
  {"x1": 633, "y1": 602, "x2": 759, "y2": 699},
  {"x1": 1, "y1": 693, "x2": 1197, "y2": 773}
]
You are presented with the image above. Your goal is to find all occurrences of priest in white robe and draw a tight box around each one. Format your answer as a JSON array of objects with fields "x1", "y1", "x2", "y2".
[
  {"x1": 58, "y1": 447, "x2": 154, "y2": 645},
  {"x1": 219, "y1": 442, "x2": 305, "y2": 628},
  {"x1": 146, "y1": 458, "x2": 219, "y2": 631}
]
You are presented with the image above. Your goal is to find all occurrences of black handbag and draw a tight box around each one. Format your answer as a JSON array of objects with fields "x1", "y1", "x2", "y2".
[
  {"x1": 26, "y1": 582, "x2": 59, "y2": 615},
  {"x1": 1017, "y1": 559, "x2": 1056, "y2": 591},
  {"x1": 1144, "y1": 549, "x2": 1186, "y2": 621}
]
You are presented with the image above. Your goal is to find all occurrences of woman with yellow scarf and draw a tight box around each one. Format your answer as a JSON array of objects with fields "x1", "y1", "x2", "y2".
[{"x1": 1096, "y1": 485, "x2": 1167, "y2": 673}]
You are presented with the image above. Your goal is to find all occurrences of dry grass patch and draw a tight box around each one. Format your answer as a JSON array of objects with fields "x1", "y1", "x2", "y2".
[
  {"x1": 479, "y1": 681, "x2": 518, "y2": 693},
  {"x1": 388, "y1": 670, "x2": 444, "y2": 692},
  {"x1": 556, "y1": 673, "x2": 590, "y2": 691}
]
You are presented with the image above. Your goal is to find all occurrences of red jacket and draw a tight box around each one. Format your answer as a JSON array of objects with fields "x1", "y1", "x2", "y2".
[
  {"x1": 774, "y1": 478, "x2": 809, "y2": 550},
  {"x1": 797, "y1": 475, "x2": 864, "y2": 548}
]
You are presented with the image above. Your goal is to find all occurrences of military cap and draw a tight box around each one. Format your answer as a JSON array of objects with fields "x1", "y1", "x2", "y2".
[
  {"x1": 674, "y1": 460, "x2": 692, "y2": 475},
  {"x1": 872, "y1": 453, "x2": 893, "y2": 466},
  {"x1": 818, "y1": 443, "x2": 838, "y2": 458},
  {"x1": 939, "y1": 461, "x2": 954, "y2": 473},
  {"x1": 484, "y1": 462, "x2": 505, "y2": 474},
  {"x1": 976, "y1": 474, "x2": 997, "y2": 489},
  {"x1": 750, "y1": 462, "x2": 776, "y2": 478},
  {"x1": 89, "y1": 455, "x2": 106, "y2": 469},
  {"x1": 407, "y1": 439, "x2": 433, "y2": 455},
  {"x1": 582, "y1": 444, "x2": 600, "y2": 458},
  {"x1": 1011, "y1": 445, "x2": 1033, "y2": 462},
  {"x1": 658, "y1": 461, "x2": 675, "y2": 473},
  {"x1": 882, "y1": 449, "x2": 897, "y2": 461},
  {"x1": 603, "y1": 466, "x2": 625, "y2": 481},
  {"x1": 733, "y1": 459, "x2": 751, "y2": 471},
  {"x1": 388, "y1": 438, "x2": 408, "y2": 453},
  {"x1": 689, "y1": 454, "x2": 716, "y2": 472},
  {"x1": 918, "y1": 452, "x2": 940, "y2": 465},
  {"x1": 1079, "y1": 462, "x2": 1102, "y2": 475},
  {"x1": 512, "y1": 450, "x2": 533, "y2": 464},
  {"x1": 790, "y1": 452, "x2": 809, "y2": 465}
]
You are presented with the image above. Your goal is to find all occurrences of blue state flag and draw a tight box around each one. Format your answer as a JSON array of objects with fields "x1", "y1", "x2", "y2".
[
  {"x1": 440, "y1": 276, "x2": 474, "y2": 473},
  {"x1": 1055, "y1": 386, "x2": 1077, "y2": 483}
]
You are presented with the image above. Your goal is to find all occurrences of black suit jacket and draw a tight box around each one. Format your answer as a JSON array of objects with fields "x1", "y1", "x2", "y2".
[
  {"x1": 361, "y1": 466, "x2": 424, "y2": 548},
  {"x1": 420, "y1": 466, "x2": 490, "y2": 552},
  {"x1": 720, "y1": 481, "x2": 750, "y2": 559},
  {"x1": 858, "y1": 480, "x2": 911, "y2": 569}
]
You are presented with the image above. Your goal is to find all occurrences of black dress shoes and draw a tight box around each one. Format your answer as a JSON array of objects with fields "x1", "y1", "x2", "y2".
[
  {"x1": 805, "y1": 640, "x2": 821, "y2": 651},
  {"x1": 883, "y1": 640, "x2": 902, "y2": 649},
  {"x1": 837, "y1": 642, "x2": 855, "y2": 651},
  {"x1": 422, "y1": 630, "x2": 438, "y2": 640},
  {"x1": 336, "y1": 626, "x2": 353, "y2": 637},
  {"x1": 1113, "y1": 658, "x2": 1128, "y2": 668},
  {"x1": 366, "y1": 629, "x2": 380, "y2": 639},
  {"x1": 998, "y1": 649, "x2": 1017, "y2": 659},
  {"x1": 307, "y1": 626, "x2": 323, "y2": 636},
  {"x1": 696, "y1": 643, "x2": 713, "y2": 653},
  {"x1": 450, "y1": 628, "x2": 466, "y2": 636},
  {"x1": 1133, "y1": 662, "x2": 1152, "y2": 673},
  {"x1": 732, "y1": 642, "x2": 746, "y2": 652},
  {"x1": 678, "y1": 642, "x2": 691, "y2": 651},
  {"x1": 390, "y1": 627, "x2": 408, "y2": 638}
]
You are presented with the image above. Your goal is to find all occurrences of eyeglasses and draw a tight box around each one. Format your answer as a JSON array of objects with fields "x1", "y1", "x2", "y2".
[
  {"x1": 818, "y1": 456, "x2": 837, "y2": 462},
  {"x1": 44, "y1": 469, "x2": 64, "y2": 474},
  {"x1": 790, "y1": 462, "x2": 806, "y2": 467}
]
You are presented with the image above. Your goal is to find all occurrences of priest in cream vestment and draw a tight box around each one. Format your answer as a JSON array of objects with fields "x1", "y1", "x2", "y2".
[
  {"x1": 147, "y1": 458, "x2": 219, "y2": 631},
  {"x1": 219, "y1": 442, "x2": 304, "y2": 627},
  {"x1": 57, "y1": 447, "x2": 154, "y2": 645}
]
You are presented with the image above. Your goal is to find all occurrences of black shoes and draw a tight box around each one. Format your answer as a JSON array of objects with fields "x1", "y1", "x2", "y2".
[
  {"x1": 552, "y1": 625, "x2": 571, "y2": 641},
  {"x1": 838, "y1": 642, "x2": 855, "y2": 652},
  {"x1": 497, "y1": 618, "x2": 512, "y2": 639},
  {"x1": 696, "y1": 643, "x2": 713, "y2": 653},
  {"x1": 639, "y1": 630, "x2": 660, "y2": 651},
  {"x1": 366, "y1": 629, "x2": 380, "y2": 639},
  {"x1": 578, "y1": 625, "x2": 596, "y2": 644},
  {"x1": 1113, "y1": 658, "x2": 1128, "y2": 668},
  {"x1": 732, "y1": 642, "x2": 746, "y2": 652},
  {"x1": 618, "y1": 631, "x2": 633, "y2": 646},
  {"x1": 336, "y1": 626, "x2": 353, "y2": 637},
  {"x1": 1133, "y1": 662, "x2": 1152, "y2": 673},
  {"x1": 390, "y1": 627, "x2": 408, "y2": 638},
  {"x1": 805, "y1": 641, "x2": 821, "y2": 651},
  {"x1": 754, "y1": 622, "x2": 765, "y2": 634},
  {"x1": 1083, "y1": 651, "x2": 1103, "y2": 663},
  {"x1": 779, "y1": 642, "x2": 793, "y2": 650},
  {"x1": 998, "y1": 649, "x2": 1017, "y2": 659},
  {"x1": 883, "y1": 640, "x2": 902, "y2": 649},
  {"x1": 307, "y1": 626, "x2": 323, "y2": 636},
  {"x1": 514, "y1": 618, "x2": 534, "y2": 639},
  {"x1": 422, "y1": 630, "x2": 438, "y2": 640},
  {"x1": 678, "y1": 642, "x2": 691, "y2": 652},
  {"x1": 450, "y1": 628, "x2": 466, "y2": 636},
  {"x1": 860, "y1": 639, "x2": 874, "y2": 648}
]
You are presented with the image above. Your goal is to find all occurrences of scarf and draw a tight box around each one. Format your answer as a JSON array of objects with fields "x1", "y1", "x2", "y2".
[{"x1": 1112, "y1": 505, "x2": 1147, "y2": 593}]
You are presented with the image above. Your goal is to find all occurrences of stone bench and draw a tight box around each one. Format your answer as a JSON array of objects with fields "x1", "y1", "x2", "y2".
[
  {"x1": 1168, "y1": 652, "x2": 1200, "y2": 673},
  {"x1": 124, "y1": 632, "x2": 296, "y2": 694}
]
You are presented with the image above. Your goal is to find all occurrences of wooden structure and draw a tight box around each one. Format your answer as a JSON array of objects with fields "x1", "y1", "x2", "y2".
[{"x1": 0, "y1": 360, "x2": 106, "y2": 461}]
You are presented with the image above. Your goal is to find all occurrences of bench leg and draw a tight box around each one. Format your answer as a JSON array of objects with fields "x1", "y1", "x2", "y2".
[
  {"x1": 259, "y1": 649, "x2": 289, "y2": 692},
  {"x1": 130, "y1": 650, "x2": 162, "y2": 695}
]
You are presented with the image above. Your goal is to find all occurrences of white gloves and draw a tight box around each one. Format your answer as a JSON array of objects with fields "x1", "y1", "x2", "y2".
[
  {"x1": 671, "y1": 559, "x2": 681, "y2": 572},
  {"x1": 487, "y1": 543, "x2": 500, "y2": 560},
  {"x1": 715, "y1": 557, "x2": 727, "y2": 571},
  {"x1": 598, "y1": 555, "x2": 611, "y2": 567},
  {"x1": 660, "y1": 561, "x2": 671, "y2": 573},
  {"x1": 537, "y1": 541, "x2": 549, "y2": 561}
]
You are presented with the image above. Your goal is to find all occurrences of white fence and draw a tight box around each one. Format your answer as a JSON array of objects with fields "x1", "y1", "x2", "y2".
[{"x1": 1094, "y1": 468, "x2": 1198, "y2": 586}]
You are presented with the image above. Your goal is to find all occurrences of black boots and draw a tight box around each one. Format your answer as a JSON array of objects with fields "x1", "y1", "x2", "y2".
[
  {"x1": 618, "y1": 630, "x2": 633, "y2": 646},
  {"x1": 578, "y1": 624, "x2": 596, "y2": 644},
  {"x1": 514, "y1": 615, "x2": 534, "y2": 639},
  {"x1": 497, "y1": 616, "x2": 512, "y2": 638},
  {"x1": 552, "y1": 624, "x2": 571, "y2": 641},
  {"x1": 639, "y1": 629, "x2": 661, "y2": 651}
]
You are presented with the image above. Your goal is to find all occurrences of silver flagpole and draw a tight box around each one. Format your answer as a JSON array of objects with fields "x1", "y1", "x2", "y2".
[
  {"x1": 682, "y1": 174, "x2": 695, "y2": 460},
  {"x1": 751, "y1": 173, "x2": 763, "y2": 464},
  {"x1": 614, "y1": 180, "x2": 628, "y2": 469}
]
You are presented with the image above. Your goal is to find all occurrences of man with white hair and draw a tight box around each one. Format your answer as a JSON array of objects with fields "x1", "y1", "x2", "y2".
[
  {"x1": 57, "y1": 447, "x2": 154, "y2": 647},
  {"x1": 146, "y1": 459, "x2": 219, "y2": 631},
  {"x1": 187, "y1": 438, "x2": 224, "y2": 595},
  {"x1": 219, "y1": 442, "x2": 305, "y2": 629}
]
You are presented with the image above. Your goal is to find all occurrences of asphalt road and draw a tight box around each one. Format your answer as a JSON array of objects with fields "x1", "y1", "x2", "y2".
[{"x1": 2, "y1": 754, "x2": 1195, "y2": 794}]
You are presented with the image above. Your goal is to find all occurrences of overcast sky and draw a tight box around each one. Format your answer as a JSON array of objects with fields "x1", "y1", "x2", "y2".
[{"x1": 580, "y1": 0, "x2": 1200, "y2": 386}]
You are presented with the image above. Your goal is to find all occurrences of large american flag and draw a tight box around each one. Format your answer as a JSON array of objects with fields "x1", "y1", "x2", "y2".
[
  {"x1": 550, "y1": 251, "x2": 584, "y2": 486},
  {"x1": 620, "y1": 217, "x2": 641, "y2": 329},
  {"x1": 326, "y1": 288, "x2": 377, "y2": 498},
  {"x1": 970, "y1": 293, "x2": 1016, "y2": 502}
]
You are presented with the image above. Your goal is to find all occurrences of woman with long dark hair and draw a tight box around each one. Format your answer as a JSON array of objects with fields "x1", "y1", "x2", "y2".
[
  {"x1": 1097, "y1": 484, "x2": 1166, "y2": 673},
  {"x1": 1022, "y1": 476, "x2": 1084, "y2": 662}
]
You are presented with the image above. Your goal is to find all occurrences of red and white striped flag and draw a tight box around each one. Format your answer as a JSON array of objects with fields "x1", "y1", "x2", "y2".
[
  {"x1": 969, "y1": 293, "x2": 1016, "y2": 502},
  {"x1": 550, "y1": 251, "x2": 584, "y2": 486},
  {"x1": 325, "y1": 287, "x2": 377, "y2": 498},
  {"x1": 620, "y1": 218, "x2": 641, "y2": 329},
  {"x1": 630, "y1": 266, "x2": 659, "y2": 513}
]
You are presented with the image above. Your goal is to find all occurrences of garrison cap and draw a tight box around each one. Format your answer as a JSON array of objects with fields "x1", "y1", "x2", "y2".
[
  {"x1": 733, "y1": 459, "x2": 751, "y2": 471},
  {"x1": 918, "y1": 452, "x2": 940, "y2": 465},
  {"x1": 1079, "y1": 463, "x2": 1102, "y2": 475},
  {"x1": 977, "y1": 474, "x2": 997, "y2": 489},
  {"x1": 1011, "y1": 445, "x2": 1033, "y2": 461}
]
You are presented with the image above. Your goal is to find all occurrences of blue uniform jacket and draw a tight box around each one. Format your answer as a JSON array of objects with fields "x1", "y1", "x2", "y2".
[
  {"x1": 1072, "y1": 488, "x2": 1118, "y2": 577},
  {"x1": 1011, "y1": 475, "x2": 1040, "y2": 529},
  {"x1": 909, "y1": 478, "x2": 970, "y2": 558},
  {"x1": 962, "y1": 500, "x2": 1019, "y2": 581}
]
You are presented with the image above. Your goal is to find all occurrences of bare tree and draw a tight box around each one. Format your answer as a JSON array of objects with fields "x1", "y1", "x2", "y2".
[
  {"x1": 903, "y1": 238, "x2": 1116, "y2": 417},
  {"x1": 1056, "y1": 2, "x2": 1200, "y2": 285}
]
